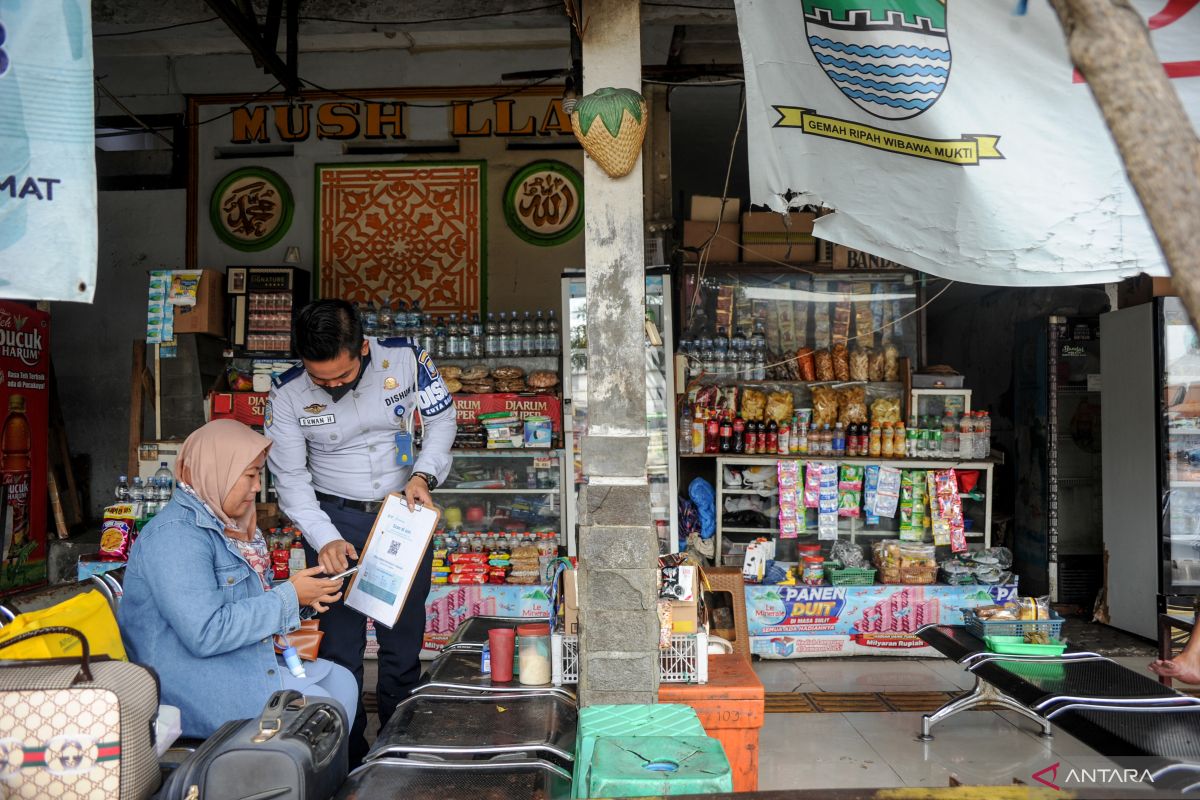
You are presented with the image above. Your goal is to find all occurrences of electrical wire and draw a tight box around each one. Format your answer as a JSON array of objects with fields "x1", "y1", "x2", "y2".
[
  {"x1": 93, "y1": 76, "x2": 282, "y2": 136},
  {"x1": 94, "y1": 5, "x2": 565, "y2": 38},
  {"x1": 299, "y1": 75, "x2": 557, "y2": 109},
  {"x1": 93, "y1": 78, "x2": 175, "y2": 147}
]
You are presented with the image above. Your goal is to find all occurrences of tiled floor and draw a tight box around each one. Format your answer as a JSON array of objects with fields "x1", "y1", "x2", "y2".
[{"x1": 754, "y1": 657, "x2": 1161, "y2": 792}]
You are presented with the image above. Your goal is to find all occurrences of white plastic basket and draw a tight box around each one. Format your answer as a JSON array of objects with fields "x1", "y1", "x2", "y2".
[{"x1": 551, "y1": 632, "x2": 708, "y2": 686}]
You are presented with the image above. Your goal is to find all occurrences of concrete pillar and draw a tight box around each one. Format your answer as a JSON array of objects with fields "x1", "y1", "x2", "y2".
[{"x1": 577, "y1": 0, "x2": 659, "y2": 706}]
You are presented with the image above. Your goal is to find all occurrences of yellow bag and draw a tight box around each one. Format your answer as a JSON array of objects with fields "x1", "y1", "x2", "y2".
[{"x1": 0, "y1": 589, "x2": 127, "y2": 660}]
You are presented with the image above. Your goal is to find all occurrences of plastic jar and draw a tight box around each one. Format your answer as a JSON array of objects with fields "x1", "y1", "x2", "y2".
[
  {"x1": 517, "y1": 623, "x2": 552, "y2": 685},
  {"x1": 802, "y1": 556, "x2": 825, "y2": 585}
]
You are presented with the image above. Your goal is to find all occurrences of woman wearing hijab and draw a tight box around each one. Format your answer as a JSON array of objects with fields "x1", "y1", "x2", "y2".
[{"x1": 119, "y1": 419, "x2": 358, "y2": 738}]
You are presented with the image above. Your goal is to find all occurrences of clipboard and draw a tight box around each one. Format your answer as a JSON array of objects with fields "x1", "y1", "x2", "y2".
[{"x1": 343, "y1": 494, "x2": 440, "y2": 628}]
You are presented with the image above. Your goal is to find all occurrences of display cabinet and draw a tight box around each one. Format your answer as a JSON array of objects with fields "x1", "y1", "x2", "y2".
[
  {"x1": 437, "y1": 449, "x2": 566, "y2": 540},
  {"x1": 910, "y1": 389, "x2": 972, "y2": 421},
  {"x1": 562, "y1": 268, "x2": 679, "y2": 555},
  {"x1": 714, "y1": 455, "x2": 993, "y2": 568}
]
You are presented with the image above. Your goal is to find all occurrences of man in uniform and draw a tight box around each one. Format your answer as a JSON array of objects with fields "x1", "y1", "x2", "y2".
[{"x1": 266, "y1": 299, "x2": 456, "y2": 764}]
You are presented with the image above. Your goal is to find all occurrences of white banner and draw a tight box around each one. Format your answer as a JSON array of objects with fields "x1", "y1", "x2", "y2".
[
  {"x1": 735, "y1": 0, "x2": 1200, "y2": 286},
  {"x1": 0, "y1": 0, "x2": 97, "y2": 302}
]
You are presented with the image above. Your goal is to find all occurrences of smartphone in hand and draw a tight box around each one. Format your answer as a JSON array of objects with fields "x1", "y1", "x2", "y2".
[{"x1": 328, "y1": 566, "x2": 359, "y2": 581}]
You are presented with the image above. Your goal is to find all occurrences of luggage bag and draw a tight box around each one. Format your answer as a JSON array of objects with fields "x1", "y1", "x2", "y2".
[
  {"x1": 0, "y1": 625, "x2": 161, "y2": 800},
  {"x1": 158, "y1": 690, "x2": 348, "y2": 800}
]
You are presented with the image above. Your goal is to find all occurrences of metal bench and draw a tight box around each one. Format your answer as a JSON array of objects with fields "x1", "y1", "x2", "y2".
[
  {"x1": 916, "y1": 624, "x2": 1196, "y2": 741},
  {"x1": 418, "y1": 648, "x2": 576, "y2": 701}
]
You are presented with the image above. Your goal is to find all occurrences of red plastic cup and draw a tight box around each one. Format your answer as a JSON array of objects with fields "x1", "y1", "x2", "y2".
[{"x1": 488, "y1": 628, "x2": 515, "y2": 683}]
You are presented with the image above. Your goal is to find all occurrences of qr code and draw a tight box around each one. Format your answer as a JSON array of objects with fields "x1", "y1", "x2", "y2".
[{"x1": 387, "y1": 541, "x2": 401, "y2": 556}]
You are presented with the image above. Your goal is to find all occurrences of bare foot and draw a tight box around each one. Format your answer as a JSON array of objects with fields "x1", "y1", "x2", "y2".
[{"x1": 1149, "y1": 658, "x2": 1200, "y2": 683}]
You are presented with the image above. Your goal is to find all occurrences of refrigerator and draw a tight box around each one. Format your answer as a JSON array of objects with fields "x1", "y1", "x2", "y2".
[
  {"x1": 1014, "y1": 316, "x2": 1103, "y2": 604},
  {"x1": 561, "y1": 268, "x2": 679, "y2": 556},
  {"x1": 1102, "y1": 298, "x2": 1197, "y2": 639},
  {"x1": 0, "y1": 302, "x2": 50, "y2": 596}
]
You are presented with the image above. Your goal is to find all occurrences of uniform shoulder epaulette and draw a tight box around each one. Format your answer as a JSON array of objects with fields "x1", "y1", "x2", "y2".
[
  {"x1": 272, "y1": 364, "x2": 306, "y2": 388},
  {"x1": 377, "y1": 336, "x2": 416, "y2": 349}
]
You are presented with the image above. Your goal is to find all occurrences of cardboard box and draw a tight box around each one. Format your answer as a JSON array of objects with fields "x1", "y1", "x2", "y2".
[
  {"x1": 831, "y1": 245, "x2": 905, "y2": 270},
  {"x1": 689, "y1": 195, "x2": 741, "y2": 223},
  {"x1": 682, "y1": 221, "x2": 740, "y2": 263},
  {"x1": 663, "y1": 565, "x2": 700, "y2": 634},
  {"x1": 1117, "y1": 273, "x2": 1177, "y2": 307},
  {"x1": 562, "y1": 569, "x2": 580, "y2": 635},
  {"x1": 741, "y1": 212, "x2": 817, "y2": 263},
  {"x1": 171, "y1": 269, "x2": 226, "y2": 337}
]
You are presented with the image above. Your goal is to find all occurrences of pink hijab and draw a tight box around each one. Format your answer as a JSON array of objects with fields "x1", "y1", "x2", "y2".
[{"x1": 176, "y1": 419, "x2": 270, "y2": 534}]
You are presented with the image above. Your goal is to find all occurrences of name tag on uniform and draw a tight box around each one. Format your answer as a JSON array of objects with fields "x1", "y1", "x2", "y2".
[{"x1": 299, "y1": 414, "x2": 336, "y2": 427}]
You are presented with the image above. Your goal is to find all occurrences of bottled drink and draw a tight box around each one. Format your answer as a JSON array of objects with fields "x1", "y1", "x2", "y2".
[
  {"x1": 434, "y1": 317, "x2": 448, "y2": 358},
  {"x1": 778, "y1": 423, "x2": 791, "y2": 455},
  {"x1": 893, "y1": 422, "x2": 905, "y2": 458},
  {"x1": 130, "y1": 477, "x2": 145, "y2": 502},
  {"x1": 831, "y1": 422, "x2": 844, "y2": 457},
  {"x1": 470, "y1": 314, "x2": 484, "y2": 358},
  {"x1": 377, "y1": 298, "x2": 395, "y2": 337},
  {"x1": 959, "y1": 412, "x2": 974, "y2": 459},
  {"x1": 358, "y1": 301, "x2": 378, "y2": 336},
  {"x1": 680, "y1": 406, "x2": 693, "y2": 454},
  {"x1": 288, "y1": 528, "x2": 306, "y2": 572},
  {"x1": 881, "y1": 423, "x2": 894, "y2": 458},
  {"x1": 752, "y1": 351, "x2": 767, "y2": 381},
  {"x1": 154, "y1": 461, "x2": 174, "y2": 500},
  {"x1": 691, "y1": 410, "x2": 707, "y2": 455},
  {"x1": 719, "y1": 414, "x2": 733, "y2": 453},
  {"x1": 733, "y1": 416, "x2": 746, "y2": 454},
  {"x1": 547, "y1": 309, "x2": 560, "y2": 355},
  {"x1": 869, "y1": 423, "x2": 882, "y2": 457},
  {"x1": 521, "y1": 311, "x2": 537, "y2": 357},
  {"x1": 535, "y1": 310, "x2": 549, "y2": 355},
  {"x1": 497, "y1": 312, "x2": 510, "y2": 356},
  {"x1": 705, "y1": 415, "x2": 720, "y2": 454},
  {"x1": 766, "y1": 420, "x2": 779, "y2": 454},
  {"x1": 144, "y1": 480, "x2": 159, "y2": 517},
  {"x1": 409, "y1": 301, "x2": 423, "y2": 336},
  {"x1": 810, "y1": 423, "x2": 820, "y2": 456},
  {"x1": 420, "y1": 315, "x2": 436, "y2": 356},
  {"x1": 485, "y1": 312, "x2": 498, "y2": 356},
  {"x1": 115, "y1": 474, "x2": 130, "y2": 502},
  {"x1": 976, "y1": 411, "x2": 992, "y2": 458},
  {"x1": 745, "y1": 422, "x2": 759, "y2": 455},
  {"x1": 941, "y1": 411, "x2": 958, "y2": 458},
  {"x1": 446, "y1": 314, "x2": 461, "y2": 357}
]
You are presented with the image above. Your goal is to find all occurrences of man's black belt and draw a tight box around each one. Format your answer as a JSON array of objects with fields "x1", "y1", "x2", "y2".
[{"x1": 315, "y1": 491, "x2": 383, "y2": 514}]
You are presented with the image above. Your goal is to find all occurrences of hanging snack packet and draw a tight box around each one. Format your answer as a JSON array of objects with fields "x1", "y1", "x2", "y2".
[
  {"x1": 934, "y1": 469, "x2": 968, "y2": 552},
  {"x1": 863, "y1": 465, "x2": 880, "y2": 525},
  {"x1": 928, "y1": 471, "x2": 951, "y2": 546},
  {"x1": 777, "y1": 460, "x2": 800, "y2": 539},
  {"x1": 838, "y1": 465, "x2": 864, "y2": 518},
  {"x1": 818, "y1": 462, "x2": 840, "y2": 540},
  {"x1": 873, "y1": 466, "x2": 902, "y2": 519},
  {"x1": 804, "y1": 462, "x2": 822, "y2": 509}
]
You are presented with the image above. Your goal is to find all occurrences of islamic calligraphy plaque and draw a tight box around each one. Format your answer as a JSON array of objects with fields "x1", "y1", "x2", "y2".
[
  {"x1": 503, "y1": 160, "x2": 583, "y2": 246},
  {"x1": 316, "y1": 161, "x2": 484, "y2": 315},
  {"x1": 210, "y1": 167, "x2": 294, "y2": 252}
]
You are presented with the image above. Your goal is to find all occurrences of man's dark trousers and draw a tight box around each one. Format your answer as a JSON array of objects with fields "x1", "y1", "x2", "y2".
[{"x1": 304, "y1": 498, "x2": 433, "y2": 767}]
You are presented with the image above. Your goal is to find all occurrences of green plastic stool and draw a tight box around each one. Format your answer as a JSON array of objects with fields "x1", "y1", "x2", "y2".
[
  {"x1": 587, "y1": 735, "x2": 733, "y2": 797},
  {"x1": 573, "y1": 704, "x2": 706, "y2": 798}
]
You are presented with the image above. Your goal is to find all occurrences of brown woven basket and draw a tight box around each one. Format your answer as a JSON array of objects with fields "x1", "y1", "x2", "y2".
[{"x1": 571, "y1": 103, "x2": 648, "y2": 179}]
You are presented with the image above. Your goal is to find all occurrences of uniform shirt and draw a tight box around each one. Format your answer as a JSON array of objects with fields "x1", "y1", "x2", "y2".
[{"x1": 265, "y1": 337, "x2": 457, "y2": 553}]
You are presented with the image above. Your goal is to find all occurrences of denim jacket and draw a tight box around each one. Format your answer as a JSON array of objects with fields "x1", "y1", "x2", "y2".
[{"x1": 118, "y1": 488, "x2": 301, "y2": 737}]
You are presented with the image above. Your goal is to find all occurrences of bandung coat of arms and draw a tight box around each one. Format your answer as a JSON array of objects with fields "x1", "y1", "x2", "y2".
[{"x1": 804, "y1": 0, "x2": 950, "y2": 121}]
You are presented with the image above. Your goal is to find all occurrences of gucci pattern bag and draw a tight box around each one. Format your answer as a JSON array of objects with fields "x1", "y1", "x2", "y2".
[{"x1": 0, "y1": 626, "x2": 160, "y2": 799}]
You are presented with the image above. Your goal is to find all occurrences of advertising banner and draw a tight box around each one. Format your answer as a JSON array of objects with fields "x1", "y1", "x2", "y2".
[
  {"x1": 0, "y1": 1, "x2": 96, "y2": 302},
  {"x1": 423, "y1": 583, "x2": 552, "y2": 652},
  {"x1": 0, "y1": 302, "x2": 49, "y2": 594},
  {"x1": 735, "y1": 0, "x2": 1200, "y2": 286},
  {"x1": 746, "y1": 582, "x2": 1017, "y2": 658}
]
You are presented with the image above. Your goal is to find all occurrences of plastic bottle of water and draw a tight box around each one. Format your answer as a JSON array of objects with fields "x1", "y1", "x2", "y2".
[
  {"x1": 547, "y1": 309, "x2": 560, "y2": 355},
  {"x1": 534, "y1": 310, "x2": 548, "y2": 356},
  {"x1": 959, "y1": 412, "x2": 974, "y2": 460},
  {"x1": 377, "y1": 298, "x2": 395, "y2": 338},
  {"x1": 115, "y1": 475, "x2": 130, "y2": 502},
  {"x1": 470, "y1": 314, "x2": 484, "y2": 358},
  {"x1": 485, "y1": 312, "x2": 498, "y2": 356},
  {"x1": 420, "y1": 315, "x2": 435, "y2": 355},
  {"x1": 155, "y1": 462, "x2": 174, "y2": 500},
  {"x1": 497, "y1": 312, "x2": 511, "y2": 356},
  {"x1": 976, "y1": 411, "x2": 991, "y2": 459},
  {"x1": 130, "y1": 477, "x2": 145, "y2": 503},
  {"x1": 434, "y1": 317, "x2": 448, "y2": 358},
  {"x1": 521, "y1": 311, "x2": 537, "y2": 357},
  {"x1": 941, "y1": 411, "x2": 959, "y2": 458}
]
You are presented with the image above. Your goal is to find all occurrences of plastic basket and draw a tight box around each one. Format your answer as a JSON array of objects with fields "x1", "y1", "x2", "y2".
[
  {"x1": 551, "y1": 632, "x2": 708, "y2": 686},
  {"x1": 824, "y1": 563, "x2": 876, "y2": 586},
  {"x1": 962, "y1": 608, "x2": 1065, "y2": 640},
  {"x1": 984, "y1": 635, "x2": 1068, "y2": 656}
]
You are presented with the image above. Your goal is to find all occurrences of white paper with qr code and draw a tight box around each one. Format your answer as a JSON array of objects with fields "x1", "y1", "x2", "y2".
[{"x1": 344, "y1": 495, "x2": 439, "y2": 628}]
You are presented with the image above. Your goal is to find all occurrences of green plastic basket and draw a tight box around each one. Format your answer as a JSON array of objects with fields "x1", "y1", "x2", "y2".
[
  {"x1": 984, "y1": 635, "x2": 1068, "y2": 656},
  {"x1": 824, "y1": 563, "x2": 877, "y2": 586}
]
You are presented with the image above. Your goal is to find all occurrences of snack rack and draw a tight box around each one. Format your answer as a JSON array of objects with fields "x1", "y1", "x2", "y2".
[{"x1": 714, "y1": 455, "x2": 995, "y2": 568}]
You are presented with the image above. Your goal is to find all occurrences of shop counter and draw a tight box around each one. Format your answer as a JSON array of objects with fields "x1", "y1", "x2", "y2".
[
  {"x1": 422, "y1": 583, "x2": 553, "y2": 653},
  {"x1": 745, "y1": 582, "x2": 1019, "y2": 659}
]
